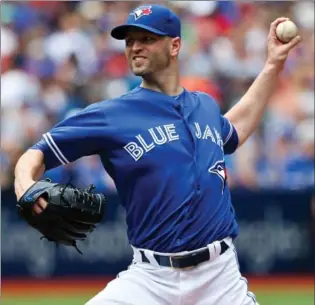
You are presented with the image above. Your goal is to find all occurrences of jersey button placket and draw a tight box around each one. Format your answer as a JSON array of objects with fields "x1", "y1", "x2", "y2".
[
  {"x1": 176, "y1": 102, "x2": 201, "y2": 197},
  {"x1": 196, "y1": 184, "x2": 201, "y2": 197}
]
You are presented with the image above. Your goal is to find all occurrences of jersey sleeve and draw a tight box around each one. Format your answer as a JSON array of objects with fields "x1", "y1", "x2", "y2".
[
  {"x1": 31, "y1": 103, "x2": 109, "y2": 170},
  {"x1": 220, "y1": 115, "x2": 239, "y2": 155}
]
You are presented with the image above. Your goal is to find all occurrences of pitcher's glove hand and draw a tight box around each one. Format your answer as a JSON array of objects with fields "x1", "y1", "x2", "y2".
[{"x1": 17, "y1": 179, "x2": 106, "y2": 254}]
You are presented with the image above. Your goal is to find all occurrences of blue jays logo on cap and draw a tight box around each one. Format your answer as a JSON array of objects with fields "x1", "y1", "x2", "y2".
[
  {"x1": 132, "y1": 6, "x2": 152, "y2": 20},
  {"x1": 111, "y1": 4, "x2": 181, "y2": 40}
]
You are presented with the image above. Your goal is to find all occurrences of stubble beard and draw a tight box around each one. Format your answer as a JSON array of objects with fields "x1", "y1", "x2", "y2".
[
  {"x1": 131, "y1": 53, "x2": 171, "y2": 78},
  {"x1": 132, "y1": 65, "x2": 149, "y2": 77},
  {"x1": 130, "y1": 58, "x2": 152, "y2": 77}
]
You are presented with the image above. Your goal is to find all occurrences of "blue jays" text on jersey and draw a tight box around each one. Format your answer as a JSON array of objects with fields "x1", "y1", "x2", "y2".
[{"x1": 33, "y1": 87, "x2": 239, "y2": 252}]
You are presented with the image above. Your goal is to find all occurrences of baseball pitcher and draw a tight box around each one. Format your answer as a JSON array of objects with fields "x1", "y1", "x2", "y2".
[{"x1": 14, "y1": 4, "x2": 301, "y2": 305}]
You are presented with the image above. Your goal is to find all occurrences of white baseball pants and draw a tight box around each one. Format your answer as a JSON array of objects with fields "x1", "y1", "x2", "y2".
[{"x1": 85, "y1": 238, "x2": 259, "y2": 305}]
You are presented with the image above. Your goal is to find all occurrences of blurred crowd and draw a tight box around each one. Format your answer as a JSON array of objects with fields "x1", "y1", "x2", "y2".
[{"x1": 1, "y1": 1, "x2": 314, "y2": 194}]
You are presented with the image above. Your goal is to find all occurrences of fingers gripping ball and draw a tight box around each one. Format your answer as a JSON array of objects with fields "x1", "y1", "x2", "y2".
[
  {"x1": 276, "y1": 20, "x2": 298, "y2": 43},
  {"x1": 17, "y1": 179, "x2": 106, "y2": 253}
]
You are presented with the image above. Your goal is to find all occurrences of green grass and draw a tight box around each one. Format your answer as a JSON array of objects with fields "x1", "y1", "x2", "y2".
[
  {"x1": 2, "y1": 291, "x2": 313, "y2": 305},
  {"x1": 1, "y1": 296, "x2": 90, "y2": 305},
  {"x1": 257, "y1": 291, "x2": 313, "y2": 305}
]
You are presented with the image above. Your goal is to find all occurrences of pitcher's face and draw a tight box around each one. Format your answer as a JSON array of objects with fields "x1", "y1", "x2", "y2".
[{"x1": 125, "y1": 29, "x2": 172, "y2": 77}]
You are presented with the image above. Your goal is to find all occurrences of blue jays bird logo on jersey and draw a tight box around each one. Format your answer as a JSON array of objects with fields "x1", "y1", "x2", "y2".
[
  {"x1": 132, "y1": 6, "x2": 152, "y2": 20},
  {"x1": 208, "y1": 160, "x2": 227, "y2": 193}
]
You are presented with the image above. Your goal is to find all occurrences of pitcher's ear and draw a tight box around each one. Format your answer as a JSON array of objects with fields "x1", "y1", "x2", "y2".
[{"x1": 170, "y1": 37, "x2": 181, "y2": 57}]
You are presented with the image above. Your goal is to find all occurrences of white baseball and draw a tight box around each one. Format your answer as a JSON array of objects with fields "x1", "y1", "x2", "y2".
[{"x1": 276, "y1": 20, "x2": 298, "y2": 43}]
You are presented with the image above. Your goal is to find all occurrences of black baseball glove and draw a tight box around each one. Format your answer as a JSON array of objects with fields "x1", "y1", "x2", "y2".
[{"x1": 17, "y1": 179, "x2": 106, "y2": 253}]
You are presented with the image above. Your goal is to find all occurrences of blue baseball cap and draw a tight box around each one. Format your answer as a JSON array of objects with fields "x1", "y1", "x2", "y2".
[{"x1": 111, "y1": 4, "x2": 181, "y2": 40}]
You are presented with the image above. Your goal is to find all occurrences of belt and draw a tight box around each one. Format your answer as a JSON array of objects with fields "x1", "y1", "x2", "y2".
[{"x1": 139, "y1": 240, "x2": 229, "y2": 269}]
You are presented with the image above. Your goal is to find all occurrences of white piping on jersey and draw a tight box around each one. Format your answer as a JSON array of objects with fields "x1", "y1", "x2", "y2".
[
  {"x1": 43, "y1": 132, "x2": 70, "y2": 165},
  {"x1": 223, "y1": 119, "x2": 233, "y2": 145}
]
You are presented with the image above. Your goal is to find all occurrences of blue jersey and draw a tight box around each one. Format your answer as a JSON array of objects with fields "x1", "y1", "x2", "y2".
[{"x1": 33, "y1": 87, "x2": 239, "y2": 252}]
